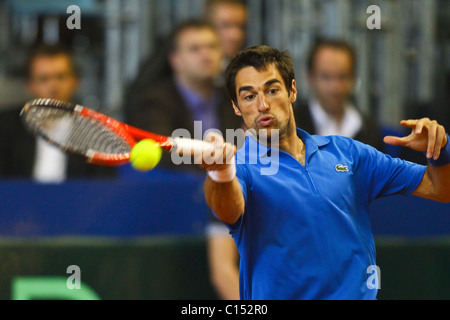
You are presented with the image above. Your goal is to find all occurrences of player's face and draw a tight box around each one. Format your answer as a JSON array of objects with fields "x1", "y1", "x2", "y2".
[
  {"x1": 171, "y1": 28, "x2": 223, "y2": 83},
  {"x1": 308, "y1": 47, "x2": 354, "y2": 115},
  {"x1": 233, "y1": 63, "x2": 297, "y2": 142},
  {"x1": 27, "y1": 55, "x2": 79, "y2": 103},
  {"x1": 209, "y1": 4, "x2": 247, "y2": 59}
]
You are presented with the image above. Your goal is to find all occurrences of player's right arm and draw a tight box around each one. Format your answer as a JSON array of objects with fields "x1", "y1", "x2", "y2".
[
  {"x1": 200, "y1": 133, "x2": 245, "y2": 225},
  {"x1": 203, "y1": 175, "x2": 245, "y2": 225}
]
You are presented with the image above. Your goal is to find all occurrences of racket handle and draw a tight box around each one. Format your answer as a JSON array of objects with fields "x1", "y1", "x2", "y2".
[{"x1": 172, "y1": 137, "x2": 214, "y2": 155}]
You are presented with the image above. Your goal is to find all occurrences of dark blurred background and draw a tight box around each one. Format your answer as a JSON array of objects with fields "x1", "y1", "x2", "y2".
[
  {"x1": 0, "y1": 0, "x2": 449, "y2": 300},
  {"x1": 1, "y1": 0, "x2": 449, "y2": 125}
]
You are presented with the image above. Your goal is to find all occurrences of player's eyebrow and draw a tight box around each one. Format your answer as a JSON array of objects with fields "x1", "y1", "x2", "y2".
[
  {"x1": 238, "y1": 86, "x2": 254, "y2": 94},
  {"x1": 264, "y1": 79, "x2": 282, "y2": 87},
  {"x1": 238, "y1": 79, "x2": 282, "y2": 94}
]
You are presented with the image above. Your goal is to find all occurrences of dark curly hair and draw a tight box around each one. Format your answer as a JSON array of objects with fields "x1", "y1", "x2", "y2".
[{"x1": 224, "y1": 45, "x2": 295, "y2": 107}]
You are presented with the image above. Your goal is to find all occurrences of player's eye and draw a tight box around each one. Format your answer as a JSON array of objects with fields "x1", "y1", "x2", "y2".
[
  {"x1": 267, "y1": 88, "x2": 279, "y2": 95},
  {"x1": 244, "y1": 94, "x2": 255, "y2": 101}
]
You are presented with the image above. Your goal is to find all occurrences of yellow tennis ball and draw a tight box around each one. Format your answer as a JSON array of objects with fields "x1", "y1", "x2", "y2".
[{"x1": 130, "y1": 139, "x2": 162, "y2": 171}]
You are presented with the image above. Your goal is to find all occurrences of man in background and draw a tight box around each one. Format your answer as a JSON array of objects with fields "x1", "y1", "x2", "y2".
[
  {"x1": 125, "y1": 1, "x2": 247, "y2": 298},
  {"x1": 205, "y1": 0, "x2": 247, "y2": 65},
  {"x1": 202, "y1": 0, "x2": 247, "y2": 300},
  {"x1": 125, "y1": 0, "x2": 248, "y2": 111},
  {"x1": 126, "y1": 20, "x2": 242, "y2": 172},
  {"x1": 295, "y1": 39, "x2": 383, "y2": 151},
  {"x1": 125, "y1": 20, "x2": 242, "y2": 299},
  {"x1": 0, "y1": 44, "x2": 115, "y2": 180}
]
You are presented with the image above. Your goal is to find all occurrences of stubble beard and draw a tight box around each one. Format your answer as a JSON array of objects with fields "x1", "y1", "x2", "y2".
[{"x1": 255, "y1": 113, "x2": 294, "y2": 147}]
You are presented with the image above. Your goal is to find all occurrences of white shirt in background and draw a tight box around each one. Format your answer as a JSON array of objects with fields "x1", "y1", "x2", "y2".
[
  {"x1": 33, "y1": 137, "x2": 67, "y2": 183},
  {"x1": 309, "y1": 98, "x2": 362, "y2": 139}
]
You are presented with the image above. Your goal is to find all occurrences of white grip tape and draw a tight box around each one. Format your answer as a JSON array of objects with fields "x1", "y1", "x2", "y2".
[
  {"x1": 207, "y1": 156, "x2": 236, "y2": 183},
  {"x1": 172, "y1": 137, "x2": 214, "y2": 155}
]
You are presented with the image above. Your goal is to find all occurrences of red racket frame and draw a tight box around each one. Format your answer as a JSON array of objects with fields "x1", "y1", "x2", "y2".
[
  {"x1": 76, "y1": 106, "x2": 175, "y2": 166},
  {"x1": 22, "y1": 98, "x2": 214, "y2": 167}
]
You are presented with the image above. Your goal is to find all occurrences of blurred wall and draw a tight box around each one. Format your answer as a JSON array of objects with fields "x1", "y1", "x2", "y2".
[{"x1": 0, "y1": 0, "x2": 449, "y2": 127}]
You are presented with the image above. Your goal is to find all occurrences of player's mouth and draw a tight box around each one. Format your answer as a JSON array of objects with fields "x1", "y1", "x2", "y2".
[{"x1": 257, "y1": 115, "x2": 275, "y2": 127}]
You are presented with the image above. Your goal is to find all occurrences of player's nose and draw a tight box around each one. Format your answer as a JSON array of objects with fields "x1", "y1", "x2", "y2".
[{"x1": 257, "y1": 94, "x2": 269, "y2": 112}]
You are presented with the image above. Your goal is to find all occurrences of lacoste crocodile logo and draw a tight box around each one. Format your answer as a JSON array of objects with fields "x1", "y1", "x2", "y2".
[{"x1": 335, "y1": 164, "x2": 349, "y2": 172}]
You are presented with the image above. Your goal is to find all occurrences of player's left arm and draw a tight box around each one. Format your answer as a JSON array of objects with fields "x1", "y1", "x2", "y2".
[{"x1": 384, "y1": 118, "x2": 450, "y2": 203}]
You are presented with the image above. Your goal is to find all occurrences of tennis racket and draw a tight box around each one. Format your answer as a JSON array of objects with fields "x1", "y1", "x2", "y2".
[{"x1": 20, "y1": 98, "x2": 214, "y2": 166}]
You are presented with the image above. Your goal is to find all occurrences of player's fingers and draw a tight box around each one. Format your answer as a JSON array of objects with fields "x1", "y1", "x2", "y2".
[
  {"x1": 426, "y1": 120, "x2": 438, "y2": 158},
  {"x1": 433, "y1": 125, "x2": 446, "y2": 160},
  {"x1": 203, "y1": 148, "x2": 217, "y2": 166},
  {"x1": 214, "y1": 146, "x2": 226, "y2": 164},
  {"x1": 214, "y1": 143, "x2": 236, "y2": 165},
  {"x1": 223, "y1": 143, "x2": 237, "y2": 164},
  {"x1": 202, "y1": 144, "x2": 236, "y2": 171},
  {"x1": 202, "y1": 143, "x2": 227, "y2": 166},
  {"x1": 383, "y1": 135, "x2": 408, "y2": 146},
  {"x1": 205, "y1": 131, "x2": 224, "y2": 148},
  {"x1": 194, "y1": 151, "x2": 204, "y2": 165},
  {"x1": 400, "y1": 119, "x2": 419, "y2": 129},
  {"x1": 414, "y1": 118, "x2": 429, "y2": 135},
  {"x1": 201, "y1": 133, "x2": 223, "y2": 165}
]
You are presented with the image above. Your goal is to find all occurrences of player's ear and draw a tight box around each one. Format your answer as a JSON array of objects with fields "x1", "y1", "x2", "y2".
[
  {"x1": 289, "y1": 79, "x2": 297, "y2": 104},
  {"x1": 232, "y1": 101, "x2": 242, "y2": 116}
]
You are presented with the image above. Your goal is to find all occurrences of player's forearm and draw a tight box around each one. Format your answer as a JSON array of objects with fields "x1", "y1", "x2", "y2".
[
  {"x1": 422, "y1": 131, "x2": 450, "y2": 203},
  {"x1": 204, "y1": 177, "x2": 245, "y2": 224},
  {"x1": 423, "y1": 164, "x2": 450, "y2": 203}
]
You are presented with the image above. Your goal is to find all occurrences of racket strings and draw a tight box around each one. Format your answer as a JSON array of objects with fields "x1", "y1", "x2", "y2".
[{"x1": 23, "y1": 106, "x2": 131, "y2": 156}]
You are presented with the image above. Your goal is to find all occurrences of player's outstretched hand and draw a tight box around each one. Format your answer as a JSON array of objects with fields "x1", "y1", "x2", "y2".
[
  {"x1": 196, "y1": 132, "x2": 237, "y2": 172},
  {"x1": 384, "y1": 118, "x2": 448, "y2": 160}
]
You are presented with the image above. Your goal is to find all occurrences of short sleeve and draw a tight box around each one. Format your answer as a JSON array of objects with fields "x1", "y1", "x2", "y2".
[{"x1": 355, "y1": 141, "x2": 427, "y2": 202}]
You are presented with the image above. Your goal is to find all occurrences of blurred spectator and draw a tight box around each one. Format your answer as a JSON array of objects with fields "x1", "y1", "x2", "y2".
[
  {"x1": 124, "y1": 0, "x2": 248, "y2": 116},
  {"x1": 206, "y1": 222, "x2": 240, "y2": 300},
  {"x1": 201, "y1": 1, "x2": 247, "y2": 300},
  {"x1": 201, "y1": 1, "x2": 246, "y2": 299},
  {"x1": 0, "y1": 43, "x2": 115, "y2": 181},
  {"x1": 294, "y1": 39, "x2": 384, "y2": 151},
  {"x1": 126, "y1": 20, "x2": 242, "y2": 171},
  {"x1": 204, "y1": 0, "x2": 247, "y2": 64},
  {"x1": 125, "y1": 20, "x2": 242, "y2": 299},
  {"x1": 124, "y1": 1, "x2": 246, "y2": 299}
]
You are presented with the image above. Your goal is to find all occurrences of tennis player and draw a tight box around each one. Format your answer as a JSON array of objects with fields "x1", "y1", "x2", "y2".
[{"x1": 201, "y1": 45, "x2": 450, "y2": 300}]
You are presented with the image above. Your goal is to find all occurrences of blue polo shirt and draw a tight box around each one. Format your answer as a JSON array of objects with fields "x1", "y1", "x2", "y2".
[{"x1": 225, "y1": 128, "x2": 426, "y2": 300}]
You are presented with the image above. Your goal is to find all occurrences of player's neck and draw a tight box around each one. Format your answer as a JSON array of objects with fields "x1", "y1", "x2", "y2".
[
  {"x1": 267, "y1": 122, "x2": 306, "y2": 166},
  {"x1": 280, "y1": 132, "x2": 305, "y2": 166}
]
